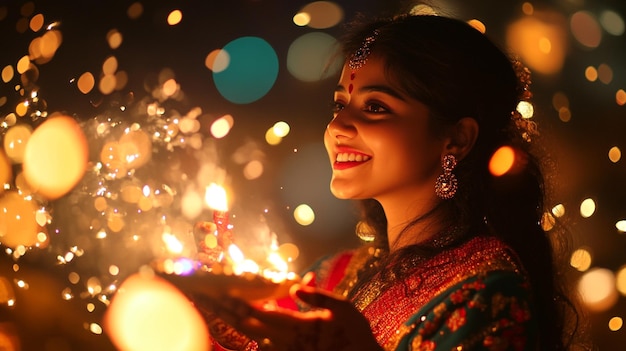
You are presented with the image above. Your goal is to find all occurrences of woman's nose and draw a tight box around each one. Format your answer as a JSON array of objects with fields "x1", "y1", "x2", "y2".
[{"x1": 326, "y1": 110, "x2": 357, "y2": 141}]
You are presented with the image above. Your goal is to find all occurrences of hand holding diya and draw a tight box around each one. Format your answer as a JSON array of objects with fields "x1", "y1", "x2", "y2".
[{"x1": 157, "y1": 183, "x2": 299, "y2": 302}]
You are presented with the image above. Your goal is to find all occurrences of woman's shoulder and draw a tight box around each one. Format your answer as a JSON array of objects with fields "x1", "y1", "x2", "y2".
[
  {"x1": 437, "y1": 234, "x2": 524, "y2": 277},
  {"x1": 305, "y1": 245, "x2": 373, "y2": 292}
]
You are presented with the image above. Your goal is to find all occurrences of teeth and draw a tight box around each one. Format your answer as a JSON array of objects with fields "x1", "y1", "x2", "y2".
[{"x1": 336, "y1": 153, "x2": 370, "y2": 162}]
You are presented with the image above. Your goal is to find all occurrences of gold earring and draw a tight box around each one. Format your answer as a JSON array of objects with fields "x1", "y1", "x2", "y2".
[{"x1": 435, "y1": 154, "x2": 458, "y2": 200}]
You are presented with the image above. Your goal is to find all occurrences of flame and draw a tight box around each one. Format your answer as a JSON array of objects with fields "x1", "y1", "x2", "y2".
[
  {"x1": 228, "y1": 244, "x2": 260, "y2": 275},
  {"x1": 162, "y1": 232, "x2": 183, "y2": 254},
  {"x1": 205, "y1": 183, "x2": 228, "y2": 211}
]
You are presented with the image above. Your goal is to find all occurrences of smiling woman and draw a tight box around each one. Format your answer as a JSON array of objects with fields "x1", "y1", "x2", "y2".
[{"x1": 194, "y1": 12, "x2": 592, "y2": 351}]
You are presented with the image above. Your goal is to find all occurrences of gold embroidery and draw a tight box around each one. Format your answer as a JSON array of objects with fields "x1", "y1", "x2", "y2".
[{"x1": 355, "y1": 236, "x2": 524, "y2": 350}]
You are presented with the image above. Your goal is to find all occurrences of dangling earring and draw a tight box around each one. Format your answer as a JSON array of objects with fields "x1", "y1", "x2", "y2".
[
  {"x1": 435, "y1": 154, "x2": 458, "y2": 200},
  {"x1": 355, "y1": 220, "x2": 376, "y2": 242}
]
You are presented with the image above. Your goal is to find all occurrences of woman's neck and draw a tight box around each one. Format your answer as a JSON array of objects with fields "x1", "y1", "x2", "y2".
[{"x1": 382, "y1": 199, "x2": 446, "y2": 252}]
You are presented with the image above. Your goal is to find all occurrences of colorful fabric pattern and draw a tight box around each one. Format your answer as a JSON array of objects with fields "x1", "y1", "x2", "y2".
[{"x1": 311, "y1": 236, "x2": 537, "y2": 350}]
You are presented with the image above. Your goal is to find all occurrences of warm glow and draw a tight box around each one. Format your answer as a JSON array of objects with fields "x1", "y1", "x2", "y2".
[
  {"x1": 278, "y1": 243, "x2": 300, "y2": 262},
  {"x1": 1, "y1": 65, "x2": 14, "y2": 83},
  {"x1": 0, "y1": 276, "x2": 16, "y2": 305},
  {"x1": 162, "y1": 78, "x2": 178, "y2": 97},
  {"x1": 616, "y1": 89, "x2": 626, "y2": 106},
  {"x1": 552, "y1": 204, "x2": 565, "y2": 217},
  {"x1": 579, "y1": 198, "x2": 596, "y2": 218},
  {"x1": 3, "y1": 124, "x2": 32, "y2": 163},
  {"x1": 243, "y1": 160, "x2": 263, "y2": 180},
  {"x1": 265, "y1": 127, "x2": 283, "y2": 145},
  {"x1": 585, "y1": 66, "x2": 598, "y2": 82},
  {"x1": 616, "y1": 265, "x2": 626, "y2": 295},
  {"x1": 228, "y1": 244, "x2": 260, "y2": 275},
  {"x1": 608, "y1": 146, "x2": 621, "y2": 163},
  {"x1": 558, "y1": 107, "x2": 571, "y2": 122},
  {"x1": 167, "y1": 10, "x2": 183, "y2": 26},
  {"x1": 467, "y1": 19, "x2": 486, "y2": 33},
  {"x1": 210, "y1": 116, "x2": 232, "y2": 139},
  {"x1": 205, "y1": 183, "x2": 228, "y2": 211},
  {"x1": 162, "y1": 232, "x2": 183, "y2": 254},
  {"x1": 571, "y1": 11, "x2": 602, "y2": 48},
  {"x1": 516, "y1": 101, "x2": 534, "y2": 119},
  {"x1": 77, "y1": 72, "x2": 95, "y2": 94},
  {"x1": 578, "y1": 268, "x2": 618, "y2": 312},
  {"x1": 22, "y1": 115, "x2": 89, "y2": 200},
  {"x1": 272, "y1": 121, "x2": 290, "y2": 137},
  {"x1": 294, "y1": 204, "x2": 315, "y2": 226},
  {"x1": 522, "y1": 2, "x2": 534, "y2": 15},
  {"x1": 0, "y1": 148, "x2": 12, "y2": 193},
  {"x1": 107, "y1": 29, "x2": 123, "y2": 49},
  {"x1": 489, "y1": 146, "x2": 515, "y2": 176},
  {"x1": 541, "y1": 212, "x2": 556, "y2": 231},
  {"x1": 609, "y1": 317, "x2": 623, "y2": 331},
  {"x1": 506, "y1": 12, "x2": 567, "y2": 75},
  {"x1": 293, "y1": 12, "x2": 310, "y2": 27},
  {"x1": 598, "y1": 63, "x2": 613, "y2": 84},
  {"x1": 104, "y1": 272, "x2": 210, "y2": 351},
  {"x1": 570, "y1": 248, "x2": 592, "y2": 272},
  {"x1": 0, "y1": 191, "x2": 40, "y2": 249},
  {"x1": 29, "y1": 13, "x2": 44, "y2": 32},
  {"x1": 552, "y1": 91, "x2": 569, "y2": 110},
  {"x1": 204, "y1": 49, "x2": 230, "y2": 73},
  {"x1": 616, "y1": 220, "x2": 626, "y2": 233},
  {"x1": 297, "y1": 1, "x2": 343, "y2": 29},
  {"x1": 102, "y1": 56, "x2": 118, "y2": 75}
]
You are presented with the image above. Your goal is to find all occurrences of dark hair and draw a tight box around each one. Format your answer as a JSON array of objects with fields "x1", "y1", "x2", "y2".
[{"x1": 341, "y1": 14, "x2": 586, "y2": 350}]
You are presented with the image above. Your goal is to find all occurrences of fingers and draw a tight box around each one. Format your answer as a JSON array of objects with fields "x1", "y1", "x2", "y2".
[{"x1": 293, "y1": 285, "x2": 351, "y2": 312}]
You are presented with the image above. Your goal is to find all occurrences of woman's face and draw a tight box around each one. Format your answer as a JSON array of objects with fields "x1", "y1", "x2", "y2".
[{"x1": 324, "y1": 55, "x2": 447, "y2": 205}]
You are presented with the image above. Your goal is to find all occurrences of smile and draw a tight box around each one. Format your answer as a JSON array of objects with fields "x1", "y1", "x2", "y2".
[{"x1": 336, "y1": 152, "x2": 371, "y2": 162}]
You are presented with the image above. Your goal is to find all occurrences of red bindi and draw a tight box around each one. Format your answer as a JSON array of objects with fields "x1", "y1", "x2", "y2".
[
  {"x1": 348, "y1": 83, "x2": 353, "y2": 94},
  {"x1": 350, "y1": 71, "x2": 356, "y2": 80}
]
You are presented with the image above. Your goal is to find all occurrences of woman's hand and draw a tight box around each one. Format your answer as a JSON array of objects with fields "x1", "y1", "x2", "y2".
[{"x1": 205, "y1": 274, "x2": 382, "y2": 351}]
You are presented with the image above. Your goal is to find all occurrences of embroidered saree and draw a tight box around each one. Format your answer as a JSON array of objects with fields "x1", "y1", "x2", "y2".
[
  {"x1": 210, "y1": 235, "x2": 537, "y2": 351},
  {"x1": 310, "y1": 235, "x2": 537, "y2": 350}
]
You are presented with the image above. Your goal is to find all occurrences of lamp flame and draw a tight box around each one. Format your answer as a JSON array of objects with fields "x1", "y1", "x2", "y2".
[{"x1": 205, "y1": 183, "x2": 228, "y2": 211}]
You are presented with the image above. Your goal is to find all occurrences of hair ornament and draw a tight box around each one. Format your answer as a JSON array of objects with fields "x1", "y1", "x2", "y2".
[
  {"x1": 348, "y1": 29, "x2": 380, "y2": 70},
  {"x1": 511, "y1": 59, "x2": 539, "y2": 143}
]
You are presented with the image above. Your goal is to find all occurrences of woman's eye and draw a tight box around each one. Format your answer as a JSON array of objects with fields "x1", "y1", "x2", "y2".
[
  {"x1": 332, "y1": 101, "x2": 345, "y2": 113},
  {"x1": 364, "y1": 103, "x2": 389, "y2": 113}
]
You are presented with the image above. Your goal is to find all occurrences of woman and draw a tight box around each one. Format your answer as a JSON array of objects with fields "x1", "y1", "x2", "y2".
[{"x1": 199, "y1": 13, "x2": 586, "y2": 351}]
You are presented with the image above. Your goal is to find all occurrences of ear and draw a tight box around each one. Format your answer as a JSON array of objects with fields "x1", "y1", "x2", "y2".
[{"x1": 442, "y1": 117, "x2": 479, "y2": 161}]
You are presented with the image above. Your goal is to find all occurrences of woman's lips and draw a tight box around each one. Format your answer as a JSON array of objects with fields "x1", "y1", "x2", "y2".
[{"x1": 333, "y1": 150, "x2": 371, "y2": 170}]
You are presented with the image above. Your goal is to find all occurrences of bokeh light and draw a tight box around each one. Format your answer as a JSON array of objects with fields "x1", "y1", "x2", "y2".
[
  {"x1": 570, "y1": 11, "x2": 602, "y2": 48},
  {"x1": 213, "y1": 37, "x2": 278, "y2": 104},
  {"x1": 3, "y1": 124, "x2": 31, "y2": 163},
  {"x1": 616, "y1": 265, "x2": 626, "y2": 295},
  {"x1": 294, "y1": 204, "x2": 315, "y2": 226},
  {"x1": 167, "y1": 10, "x2": 183, "y2": 26},
  {"x1": 608, "y1": 317, "x2": 623, "y2": 332},
  {"x1": 204, "y1": 49, "x2": 230, "y2": 73},
  {"x1": 579, "y1": 198, "x2": 596, "y2": 218},
  {"x1": 506, "y1": 11, "x2": 568, "y2": 75},
  {"x1": 287, "y1": 32, "x2": 341, "y2": 82},
  {"x1": 0, "y1": 148, "x2": 12, "y2": 192},
  {"x1": 104, "y1": 272, "x2": 210, "y2": 351},
  {"x1": 578, "y1": 267, "x2": 618, "y2": 312},
  {"x1": 22, "y1": 115, "x2": 88, "y2": 200},
  {"x1": 297, "y1": 1, "x2": 344, "y2": 29},
  {"x1": 489, "y1": 146, "x2": 515, "y2": 176},
  {"x1": 0, "y1": 191, "x2": 40, "y2": 249},
  {"x1": 570, "y1": 247, "x2": 593, "y2": 272},
  {"x1": 467, "y1": 19, "x2": 486, "y2": 33}
]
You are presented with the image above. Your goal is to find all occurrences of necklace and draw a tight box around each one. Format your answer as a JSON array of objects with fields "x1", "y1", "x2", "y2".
[{"x1": 336, "y1": 225, "x2": 466, "y2": 310}]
